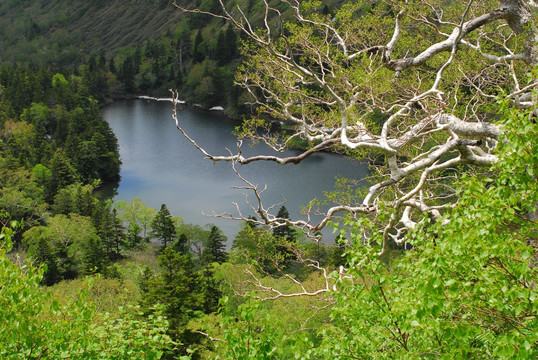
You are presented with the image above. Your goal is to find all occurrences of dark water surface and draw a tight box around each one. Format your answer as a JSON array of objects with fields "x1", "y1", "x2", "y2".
[{"x1": 101, "y1": 99, "x2": 369, "y2": 243}]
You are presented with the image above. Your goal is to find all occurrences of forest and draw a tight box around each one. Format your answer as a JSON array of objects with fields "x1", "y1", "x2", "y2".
[{"x1": 0, "y1": 0, "x2": 537, "y2": 359}]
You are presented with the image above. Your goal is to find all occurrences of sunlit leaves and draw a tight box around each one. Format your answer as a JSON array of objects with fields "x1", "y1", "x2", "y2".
[
  {"x1": 314, "y1": 103, "x2": 538, "y2": 358},
  {"x1": 0, "y1": 227, "x2": 176, "y2": 359}
]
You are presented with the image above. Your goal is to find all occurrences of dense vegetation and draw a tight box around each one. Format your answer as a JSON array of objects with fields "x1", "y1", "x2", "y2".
[
  {"x1": 0, "y1": 0, "x2": 261, "y2": 114},
  {"x1": 0, "y1": 0, "x2": 536, "y2": 359}
]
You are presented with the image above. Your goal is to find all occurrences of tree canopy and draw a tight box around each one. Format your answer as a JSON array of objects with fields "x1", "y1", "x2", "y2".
[
  {"x1": 174, "y1": 0, "x2": 537, "y2": 253},
  {"x1": 171, "y1": 0, "x2": 538, "y2": 357}
]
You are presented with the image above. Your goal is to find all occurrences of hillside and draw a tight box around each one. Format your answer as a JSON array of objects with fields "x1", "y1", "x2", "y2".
[
  {"x1": 0, "y1": 0, "x2": 186, "y2": 67},
  {"x1": 0, "y1": 0, "x2": 346, "y2": 111}
]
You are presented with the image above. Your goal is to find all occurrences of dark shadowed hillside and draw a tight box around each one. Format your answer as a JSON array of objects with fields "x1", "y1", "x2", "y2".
[{"x1": 0, "y1": 0, "x2": 184, "y2": 66}]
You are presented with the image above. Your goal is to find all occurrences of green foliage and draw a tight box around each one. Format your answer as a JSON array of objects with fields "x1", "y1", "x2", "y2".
[
  {"x1": 140, "y1": 246, "x2": 204, "y2": 354},
  {"x1": 52, "y1": 182, "x2": 98, "y2": 217},
  {"x1": 202, "y1": 225, "x2": 228, "y2": 265},
  {"x1": 312, "y1": 103, "x2": 538, "y2": 359},
  {"x1": 196, "y1": 263, "x2": 332, "y2": 359},
  {"x1": 232, "y1": 221, "x2": 301, "y2": 274},
  {"x1": 0, "y1": 66, "x2": 121, "y2": 191},
  {"x1": 152, "y1": 204, "x2": 178, "y2": 248},
  {"x1": 52, "y1": 276, "x2": 140, "y2": 318},
  {"x1": 92, "y1": 200, "x2": 127, "y2": 259},
  {"x1": 178, "y1": 223, "x2": 210, "y2": 258},
  {"x1": 0, "y1": 160, "x2": 47, "y2": 238},
  {"x1": 0, "y1": 225, "x2": 177, "y2": 359},
  {"x1": 0, "y1": 0, "x2": 245, "y2": 110},
  {"x1": 116, "y1": 198, "x2": 156, "y2": 241},
  {"x1": 24, "y1": 214, "x2": 106, "y2": 282},
  {"x1": 50, "y1": 148, "x2": 79, "y2": 193}
]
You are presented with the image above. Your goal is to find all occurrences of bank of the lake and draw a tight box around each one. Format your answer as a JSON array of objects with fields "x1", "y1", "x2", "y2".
[{"x1": 101, "y1": 99, "x2": 369, "y2": 244}]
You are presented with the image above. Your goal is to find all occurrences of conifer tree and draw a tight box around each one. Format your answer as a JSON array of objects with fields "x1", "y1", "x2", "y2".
[
  {"x1": 172, "y1": 233, "x2": 189, "y2": 255},
  {"x1": 94, "y1": 203, "x2": 127, "y2": 259},
  {"x1": 201, "y1": 225, "x2": 227, "y2": 265},
  {"x1": 192, "y1": 30, "x2": 205, "y2": 63},
  {"x1": 140, "y1": 246, "x2": 202, "y2": 347},
  {"x1": 215, "y1": 30, "x2": 227, "y2": 65},
  {"x1": 151, "y1": 204, "x2": 176, "y2": 248},
  {"x1": 272, "y1": 206, "x2": 295, "y2": 241},
  {"x1": 50, "y1": 149, "x2": 79, "y2": 194},
  {"x1": 224, "y1": 24, "x2": 237, "y2": 58},
  {"x1": 32, "y1": 237, "x2": 60, "y2": 286},
  {"x1": 80, "y1": 236, "x2": 106, "y2": 275}
]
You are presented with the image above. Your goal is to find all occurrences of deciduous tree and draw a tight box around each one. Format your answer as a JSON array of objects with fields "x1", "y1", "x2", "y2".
[
  {"x1": 173, "y1": 0, "x2": 537, "y2": 253},
  {"x1": 172, "y1": 0, "x2": 538, "y2": 356}
]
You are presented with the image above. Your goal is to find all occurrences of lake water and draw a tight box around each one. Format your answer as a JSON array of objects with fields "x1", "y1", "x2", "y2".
[{"x1": 101, "y1": 99, "x2": 369, "y2": 243}]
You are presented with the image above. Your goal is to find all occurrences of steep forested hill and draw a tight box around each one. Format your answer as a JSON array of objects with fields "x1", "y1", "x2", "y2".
[
  {"x1": 0, "y1": 0, "x2": 344, "y2": 110},
  {"x1": 0, "y1": 0, "x2": 183, "y2": 66}
]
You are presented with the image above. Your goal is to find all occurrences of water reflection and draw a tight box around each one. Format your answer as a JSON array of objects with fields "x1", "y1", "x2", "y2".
[{"x1": 101, "y1": 99, "x2": 369, "y2": 244}]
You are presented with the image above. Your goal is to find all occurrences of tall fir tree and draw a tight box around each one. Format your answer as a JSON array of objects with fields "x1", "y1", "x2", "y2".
[
  {"x1": 192, "y1": 30, "x2": 205, "y2": 63},
  {"x1": 272, "y1": 206, "x2": 295, "y2": 241},
  {"x1": 172, "y1": 233, "x2": 189, "y2": 255},
  {"x1": 201, "y1": 225, "x2": 227, "y2": 265},
  {"x1": 151, "y1": 204, "x2": 176, "y2": 248},
  {"x1": 139, "y1": 246, "x2": 203, "y2": 351},
  {"x1": 33, "y1": 237, "x2": 60, "y2": 286}
]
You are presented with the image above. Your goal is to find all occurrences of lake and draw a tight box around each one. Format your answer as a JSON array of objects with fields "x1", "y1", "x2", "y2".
[{"x1": 101, "y1": 99, "x2": 369, "y2": 243}]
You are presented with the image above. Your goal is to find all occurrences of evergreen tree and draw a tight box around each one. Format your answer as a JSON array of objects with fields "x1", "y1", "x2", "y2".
[
  {"x1": 224, "y1": 24, "x2": 237, "y2": 59},
  {"x1": 32, "y1": 237, "x2": 60, "y2": 286},
  {"x1": 215, "y1": 25, "x2": 238, "y2": 67},
  {"x1": 52, "y1": 183, "x2": 97, "y2": 217},
  {"x1": 50, "y1": 149, "x2": 79, "y2": 194},
  {"x1": 215, "y1": 30, "x2": 227, "y2": 65},
  {"x1": 140, "y1": 246, "x2": 203, "y2": 349},
  {"x1": 192, "y1": 30, "x2": 205, "y2": 63},
  {"x1": 200, "y1": 265, "x2": 220, "y2": 313},
  {"x1": 151, "y1": 204, "x2": 176, "y2": 248},
  {"x1": 126, "y1": 222, "x2": 143, "y2": 249},
  {"x1": 109, "y1": 57, "x2": 117, "y2": 73},
  {"x1": 93, "y1": 202, "x2": 127, "y2": 259},
  {"x1": 80, "y1": 235, "x2": 106, "y2": 275},
  {"x1": 172, "y1": 233, "x2": 189, "y2": 255},
  {"x1": 118, "y1": 56, "x2": 136, "y2": 93},
  {"x1": 272, "y1": 206, "x2": 295, "y2": 241},
  {"x1": 201, "y1": 225, "x2": 227, "y2": 265},
  {"x1": 272, "y1": 206, "x2": 298, "y2": 265}
]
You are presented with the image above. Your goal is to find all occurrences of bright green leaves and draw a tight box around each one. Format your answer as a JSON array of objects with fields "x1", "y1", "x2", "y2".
[
  {"x1": 310, "y1": 103, "x2": 538, "y2": 358},
  {"x1": 1, "y1": 226, "x2": 176, "y2": 359}
]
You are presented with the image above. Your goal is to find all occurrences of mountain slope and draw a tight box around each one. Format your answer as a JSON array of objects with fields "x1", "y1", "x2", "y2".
[{"x1": 0, "y1": 0, "x2": 183, "y2": 66}]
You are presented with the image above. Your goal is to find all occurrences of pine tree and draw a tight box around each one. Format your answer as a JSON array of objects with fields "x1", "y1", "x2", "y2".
[
  {"x1": 109, "y1": 57, "x2": 116, "y2": 73},
  {"x1": 80, "y1": 236, "x2": 106, "y2": 275},
  {"x1": 118, "y1": 56, "x2": 136, "y2": 93},
  {"x1": 216, "y1": 30, "x2": 227, "y2": 65},
  {"x1": 151, "y1": 204, "x2": 176, "y2": 248},
  {"x1": 272, "y1": 206, "x2": 297, "y2": 265},
  {"x1": 200, "y1": 265, "x2": 220, "y2": 313},
  {"x1": 50, "y1": 149, "x2": 79, "y2": 194},
  {"x1": 93, "y1": 201, "x2": 127, "y2": 259}
]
